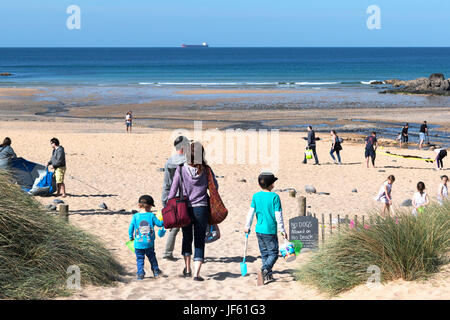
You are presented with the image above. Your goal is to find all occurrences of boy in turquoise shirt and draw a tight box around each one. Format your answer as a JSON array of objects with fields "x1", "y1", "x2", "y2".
[
  {"x1": 129, "y1": 195, "x2": 164, "y2": 280},
  {"x1": 244, "y1": 172, "x2": 288, "y2": 285}
]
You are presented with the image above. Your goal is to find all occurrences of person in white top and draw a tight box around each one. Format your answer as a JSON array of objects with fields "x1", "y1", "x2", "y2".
[
  {"x1": 412, "y1": 181, "x2": 430, "y2": 216},
  {"x1": 374, "y1": 175, "x2": 395, "y2": 217},
  {"x1": 126, "y1": 111, "x2": 133, "y2": 133},
  {"x1": 437, "y1": 175, "x2": 448, "y2": 205}
]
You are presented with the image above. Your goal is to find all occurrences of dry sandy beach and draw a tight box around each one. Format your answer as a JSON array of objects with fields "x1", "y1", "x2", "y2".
[{"x1": 1, "y1": 120, "x2": 449, "y2": 300}]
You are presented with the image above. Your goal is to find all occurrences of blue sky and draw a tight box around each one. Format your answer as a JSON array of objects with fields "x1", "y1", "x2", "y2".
[{"x1": 0, "y1": 0, "x2": 449, "y2": 47}]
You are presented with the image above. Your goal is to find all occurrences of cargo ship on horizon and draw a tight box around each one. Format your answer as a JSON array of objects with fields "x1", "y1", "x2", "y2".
[{"x1": 181, "y1": 42, "x2": 209, "y2": 48}]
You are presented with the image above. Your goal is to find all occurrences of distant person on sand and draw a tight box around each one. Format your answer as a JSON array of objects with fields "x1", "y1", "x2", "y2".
[
  {"x1": 126, "y1": 111, "x2": 133, "y2": 133},
  {"x1": 129, "y1": 195, "x2": 164, "y2": 280},
  {"x1": 434, "y1": 147, "x2": 447, "y2": 170},
  {"x1": 244, "y1": 172, "x2": 288, "y2": 285},
  {"x1": 161, "y1": 135, "x2": 190, "y2": 261},
  {"x1": 437, "y1": 175, "x2": 448, "y2": 205},
  {"x1": 374, "y1": 175, "x2": 395, "y2": 217},
  {"x1": 47, "y1": 138, "x2": 66, "y2": 197},
  {"x1": 0, "y1": 137, "x2": 17, "y2": 169},
  {"x1": 400, "y1": 123, "x2": 409, "y2": 148},
  {"x1": 412, "y1": 182, "x2": 430, "y2": 216},
  {"x1": 329, "y1": 130, "x2": 342, "y2": 164},
  {"x1": 419, "y1": 121, "x2": 428, "y2": 149},
  {"x1": 302, "y1": 126, "x2": 319, "y2": 165},
  {"x1": 167, "y1": 142, "x2": 218, "y2": 281},
  {"x1": 365, "y1": 131, "x2": 378, "y2": 168}
]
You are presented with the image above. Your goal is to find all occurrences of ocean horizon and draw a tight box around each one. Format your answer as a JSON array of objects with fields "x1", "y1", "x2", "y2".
[{"x1": 1, "y1": 47, "x2": 450, "y2": 87}]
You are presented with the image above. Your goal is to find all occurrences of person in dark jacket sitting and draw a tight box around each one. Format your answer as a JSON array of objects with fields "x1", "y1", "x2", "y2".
[
  {"x1": 302, "y1": 126, "x2": 319, "y2": 165},
  {"x1": 47, "y1": 137, "x2": 67, "y2": 197},
  {"x1": 0, "y1": 137, "x2": 17, "y2": 169}
]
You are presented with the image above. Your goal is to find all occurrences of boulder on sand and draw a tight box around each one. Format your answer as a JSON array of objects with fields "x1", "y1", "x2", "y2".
[{"x1": 305, "y1": 185, "x2": 316, "y2": 194}]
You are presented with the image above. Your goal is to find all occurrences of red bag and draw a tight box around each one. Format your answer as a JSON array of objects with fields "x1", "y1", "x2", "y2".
[
  {"x1": 162, "y1": 164, "x2": 191, "y2": 229},
  {"x1": 206, "y1": 165, "x2": 228, "y2": 225}
]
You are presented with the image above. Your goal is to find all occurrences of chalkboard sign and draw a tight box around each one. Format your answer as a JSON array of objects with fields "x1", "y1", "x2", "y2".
[{"x1": 289, "y1": 216, "x2": 319, "y2": 249}]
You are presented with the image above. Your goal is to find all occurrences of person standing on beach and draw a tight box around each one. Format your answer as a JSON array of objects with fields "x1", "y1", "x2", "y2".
[
  {"x1": 244, "y1": 172, "x2": 288, "y2": 285},
  {"x1": 129, "y1": 195, "x2": 164, "y2": 280},
  {"x1": 365, "y1": 131, "x2": 377, "y2": 168},
  {"x1": 167, "y1": 142, "x2": 218, "y2": 281},
  {"x1": 302, "y1": 126, "x2": 319, "y2": 165},
  {"x1": 412, "y1": 182, "x2": 430, "y2": 216},
  {"x1": 329, "y1": 130, "x2": 342, "y2": 164},
  {"x1": 0, "y1": 137, "x2": 17, "y2": 169},
  {"x1": 47, "y1": 138, "x2": 66, "y2": 197},
  {"x1": 434, "y1": 147, "x2": 447, "y2": 170},
  {"x1": 419, "y1": 121, "x2": 428, "y2": 149},
  {"x1": 400, "y1": 123, "x2": 409, "y2": 148},
  {"x1": 374, "y1": 175, "x2": 395, "y2": 217},
  {"x1": 126, "y1": 111, "x2": 133, "y2": 133},
  {"x1": 161, "y1": 135, "x2": 189, "y2": 261},
  {"x1": 437, "y1": 175, "x2": 448, "y2": 205}
]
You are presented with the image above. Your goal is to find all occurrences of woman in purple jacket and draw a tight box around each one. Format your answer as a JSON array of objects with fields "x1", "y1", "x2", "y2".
[{"x1": 168, "y1": 141, "x2": 218, "y2": 281}]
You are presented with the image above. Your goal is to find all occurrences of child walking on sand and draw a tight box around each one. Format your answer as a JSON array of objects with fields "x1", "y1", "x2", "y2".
[
  {"x1": 244, "y1": 172, "x2": 288, "y2": 285},
  {"x1": 437, "y1": 175, "x2": 448, "y2": 205},
  {"x1": 129, "y1": 195, "x2": 164, "y2": 280},
  {"x1": 374, "y1": 175, "x2": 395, "y2": 217},
  {"x1": 412, "y1": 182, "x2": 430, "y2": 216}
]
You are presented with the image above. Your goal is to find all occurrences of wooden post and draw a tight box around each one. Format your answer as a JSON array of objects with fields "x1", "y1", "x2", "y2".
[
  {"x1": 362, "y1": 216, "x2": 365, "y2": 227},
  {"x1": 354, "y1": 215, "x2": 358, "y2": 228},
  {"x1": 329, "y1": 213, "x2": 332, "y2": 235},
  {"x1": 59, "y1": 204, "x2": 69, "y2": 222},
  {"x1": 337, "y1": 214, "x2": 340, "y2": 233},
  {"x1": 298, "y1": 196, "x2": 306, "y2": 216},
  {"x1": 345, "y1": 214, "x2": 349, "y2": 227},
  {"x1": 321, "y1": 214, "x2": 325, "y2": 243}
]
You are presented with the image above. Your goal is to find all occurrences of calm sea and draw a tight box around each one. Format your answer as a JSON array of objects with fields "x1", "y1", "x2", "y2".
[{"x1": 1, "y1": 47, "x2": 450, "y2": 87}]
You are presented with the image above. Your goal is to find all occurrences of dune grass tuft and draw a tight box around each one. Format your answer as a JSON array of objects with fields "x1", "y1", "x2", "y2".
[
  {"x1": 296, "y1": 202, "x2": 450, "y2": 296},
  {"x1": 0, "y1": 170, "x2": 124, "y2": 299}
]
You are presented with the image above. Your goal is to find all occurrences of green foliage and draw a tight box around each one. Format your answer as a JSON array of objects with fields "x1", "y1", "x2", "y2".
[
  {"x1": 296, "y1": 204, "x2": 450, "y2": 296},
  {"x1": 0, "y1": 171, "x2": 124, "y2": 299}
]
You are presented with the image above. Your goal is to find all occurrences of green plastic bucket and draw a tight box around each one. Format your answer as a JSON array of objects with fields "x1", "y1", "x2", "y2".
[
  {"x1": 291, "y1": 240, "x2": 303, "y2": 255},
  {"x1": 126, "y1": 240, "x2": 135, "y2": 253}
]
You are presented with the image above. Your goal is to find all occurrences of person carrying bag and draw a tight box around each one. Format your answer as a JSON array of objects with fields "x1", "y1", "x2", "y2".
[{"x1": 162, "y1": 164, "x2": 191, "y2": 229}]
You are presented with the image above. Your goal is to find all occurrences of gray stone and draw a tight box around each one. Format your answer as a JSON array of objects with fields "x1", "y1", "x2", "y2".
[
  {"x1": 352, "y1": 188, "x2": 358, "y2": 193},
  {"x1": 53, "y1": 199, "x2": 64, "y2": 204},
  {"x1": 46, "y1": 204, "x2": 57, "y2": 211},
  {"x1": 401, "y1": 199, "x2": 413, "y2": 207},
  {"x1": 237, "y1": 178, "x2": 247, "y2": 183},
  {"x1": 99, "y1": 202, "x2": 108, "y2": 210},
  {"x1": 305, "y1": 185, "x2": 316, "y2": 194}
]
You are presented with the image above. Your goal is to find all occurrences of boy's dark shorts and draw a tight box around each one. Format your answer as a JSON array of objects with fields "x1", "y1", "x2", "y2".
[{"x1": 365, "y1": 148, "x2": 376, "y2": 158}]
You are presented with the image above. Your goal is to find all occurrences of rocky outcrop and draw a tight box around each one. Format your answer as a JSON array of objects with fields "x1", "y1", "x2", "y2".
[{"x1": 382, "y1": 73, "x2": 450, "y2": 96}]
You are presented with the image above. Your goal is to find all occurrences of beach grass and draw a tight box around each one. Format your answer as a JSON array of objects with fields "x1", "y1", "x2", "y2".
[
  {"x1": 295, "y1": 203, "x2": 450, "y2": 296},
  {"x1": 0, "y1": 170, "x2": 124, "y2": 299}
]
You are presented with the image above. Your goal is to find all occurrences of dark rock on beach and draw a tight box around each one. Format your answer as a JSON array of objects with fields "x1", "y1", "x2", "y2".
[
  {"x1": 382, "y1": 73, "x2": 450, "y2": 96},
  {"x1": 352, "y1": 188, "x2": 358, "y2": 193},
  {"x1": 237, "y1": 178, "x2": 246, "y2": 183},
  {"x1": 99, "y1": 202, "x2": 108, "y2": 210},
  {"x1": 46, "y1": 204, "x2": 57, "y2": 211},
  {"x1": 401, "y1": 199, "x2": 413, "y2": 207},
  {"x1": 305, "y1": 185, "x2": 316, "y2": 194},
  {"x1": 53, "y1": 199, "x2": 64, "y2": 204}
]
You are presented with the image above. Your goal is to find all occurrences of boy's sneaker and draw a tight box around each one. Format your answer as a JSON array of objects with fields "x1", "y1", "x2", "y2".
[
  {"x1": 137, "y1": 274, "x2": 145, "y2": 280},
  {"x1": 262, "y1": 269, "x2": 273, "y2": 283},
  {"x1": 153, "y1": 269, "x2": 162, "y2": 278}
]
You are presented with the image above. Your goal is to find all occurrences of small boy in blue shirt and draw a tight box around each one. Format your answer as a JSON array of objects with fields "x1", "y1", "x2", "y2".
[
  {"x1": 244, "y1": 172, "x2": 288, "y2": 285},
  {"x1": 129, "y1": 195, "x2": 164, "y2": 280}
]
